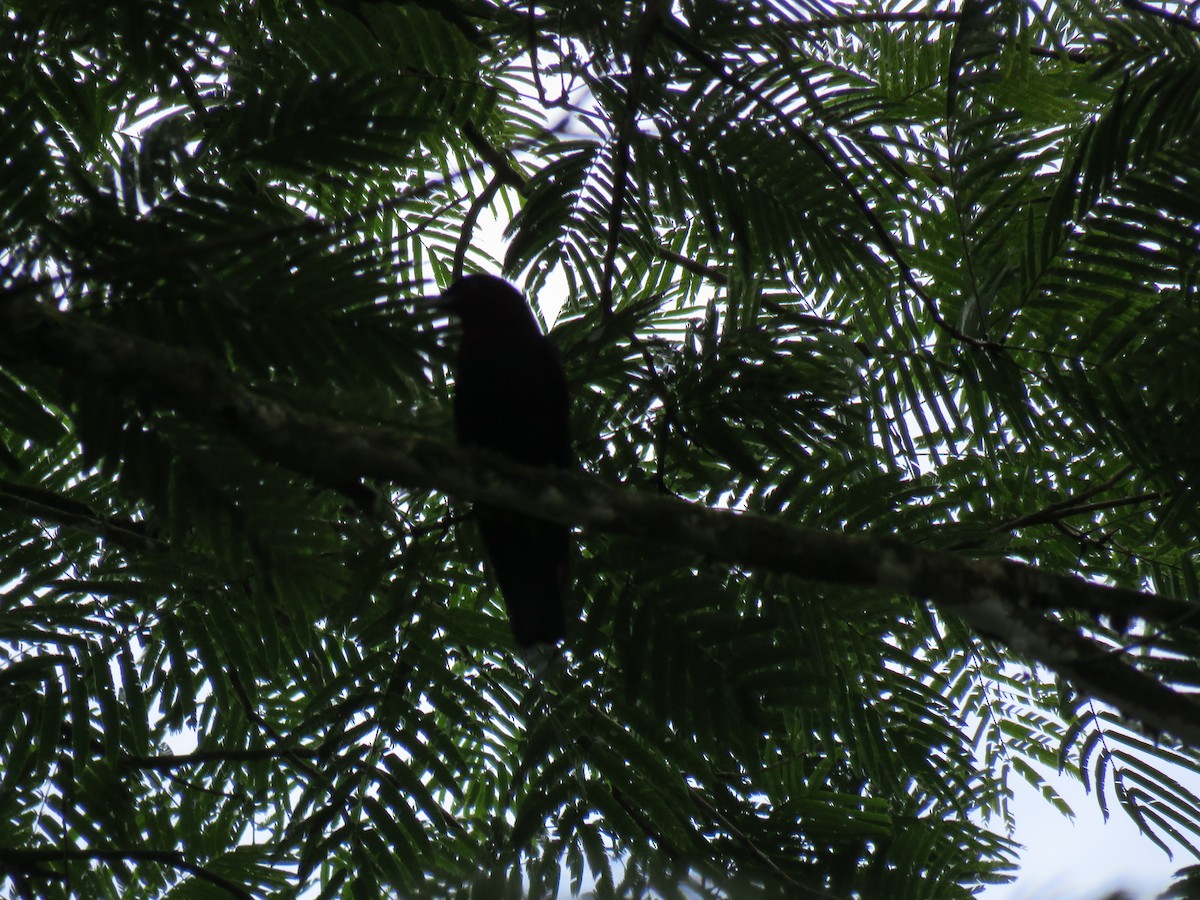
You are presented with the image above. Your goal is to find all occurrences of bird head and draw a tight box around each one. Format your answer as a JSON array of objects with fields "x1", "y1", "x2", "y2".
[{"x1": 439, "y1": 274, "x2": 541, "y2": 339}]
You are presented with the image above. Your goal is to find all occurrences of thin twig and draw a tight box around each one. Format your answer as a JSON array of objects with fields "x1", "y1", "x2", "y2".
[
  {"x1": 999, "y1": 492, "x2": 1161, "y2": 532},
  {"x1": 661, "y1": 23, "x2": 1007, "y2": 354},
  {"x1": 600, "y1": 0, "x2": 667, "y2": 317},
  {"x1": 0, "y1": 478, "x2": 164, "y2": 554},
  {"x1": 452, "y1": 174, "x2": 505, "y2": 281},
  {"x1": 0, "y1": 129, "x2": 558, "y2": 306},
  {"x1": 0, "y1": 847, "x2": 253, "y2": 899},
  {"x1": 655, "y1": 244, "x2": 727, "y2": 283},
  {"x1": 774, "y1": 11, "x2": 961, "y2": 34},
  {"x1": 1122, "y1": 0, "x2": 1200, "y2": 34}
]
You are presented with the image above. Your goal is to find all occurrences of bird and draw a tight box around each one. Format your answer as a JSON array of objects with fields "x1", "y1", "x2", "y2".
[{"x1": 440, "y1": 274, "x2": 571, "y2": 647}]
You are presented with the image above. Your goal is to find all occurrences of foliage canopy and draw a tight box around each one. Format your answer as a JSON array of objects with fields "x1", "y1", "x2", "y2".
[{"x1": 3, "y1": 0, "x2": 1200, "y2": 896}]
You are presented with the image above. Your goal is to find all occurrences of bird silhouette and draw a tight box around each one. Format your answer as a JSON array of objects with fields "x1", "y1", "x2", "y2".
[{"x1": 441, "y1": 274, "x2": 571, "y2": 646}]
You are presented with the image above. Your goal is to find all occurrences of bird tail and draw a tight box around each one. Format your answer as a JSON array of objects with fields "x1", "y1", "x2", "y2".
[{"x1": 477, "y1": 510, "x2": 569, "y2": 647}]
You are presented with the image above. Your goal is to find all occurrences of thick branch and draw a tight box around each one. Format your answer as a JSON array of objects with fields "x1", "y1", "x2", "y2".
[{"x1": 5, "y1": 294, "x2": 1200, "y2": 744}]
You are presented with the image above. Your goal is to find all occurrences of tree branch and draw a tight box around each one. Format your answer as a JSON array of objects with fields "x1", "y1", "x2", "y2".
[
  {"x1": 660, "y1": 20, "x2": 1007, "y2": 354},
  {"x1": 774, "y1": 11, "x2": 961, "y2": 33},
  {"x1": 600, "y1": 0, "x2": 667, "y2": 317},
  {"x1": 998, "y1": 492, "x2": 1161, "y2": 532},
  {"x1": 0, "y1": 477, "x2": 165, "y2": 554},
  {"x1": 0, "y1": 846, "x2": 253, "y2": 899},
  {"x1": 5, "y1": 293, "x2": 1200, "y2": 745},
  {"x1": 0, "y1": 129, "x2": 559, "y2": 311},
  {"x1": 654, "y1": 244, "x2": 728, "y2": 283},
  {"x1": 462, "y1": 119, "x2": 528, "y2": 191},
  {"x1": 1122, "y1": 0, "x2": 1200, "y2": 34},
  {"x1": 451, "y1": 173, "x2": 505, "y2": 281}
]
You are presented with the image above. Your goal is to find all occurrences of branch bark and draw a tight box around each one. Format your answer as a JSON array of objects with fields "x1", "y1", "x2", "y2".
[{"x1": 4, "y1": 293, "x2": 1200, "y2": 745}]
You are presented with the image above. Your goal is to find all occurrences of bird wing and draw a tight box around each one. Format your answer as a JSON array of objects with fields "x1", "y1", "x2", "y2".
[{"x1": 453, "y1": 336, "x2": 571, "y2": 468}]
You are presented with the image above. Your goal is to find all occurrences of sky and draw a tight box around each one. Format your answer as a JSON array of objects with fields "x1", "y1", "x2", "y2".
[{"x1": 988, "y1": 765, "x2": 1188, "y2": 899}]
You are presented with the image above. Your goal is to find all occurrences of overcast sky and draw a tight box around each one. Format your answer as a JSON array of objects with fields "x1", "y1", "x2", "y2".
[{"x1": 986, "y1": 763, "x2": 1190, "y2": 899}]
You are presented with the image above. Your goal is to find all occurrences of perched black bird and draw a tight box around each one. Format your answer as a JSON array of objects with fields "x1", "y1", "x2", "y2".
[{"x1": 441, "y1": 274, "x2": 571, "y2": 647}]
